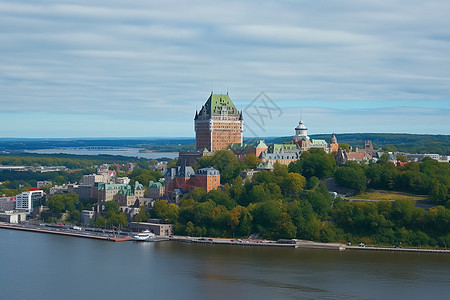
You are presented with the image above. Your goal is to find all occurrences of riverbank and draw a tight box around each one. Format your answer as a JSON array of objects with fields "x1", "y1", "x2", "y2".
[
  {"x1": 2, "y1": 222, "x2": 449, "y2": 253},
  {"x1": 0, "y1": 222, "x2": 133, "y2": 242}
]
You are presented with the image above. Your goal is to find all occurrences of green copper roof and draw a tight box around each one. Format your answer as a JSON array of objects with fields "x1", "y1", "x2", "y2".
[
  {"x1": 271, "y1": 143, "x2": 299, "y2": 152},
  {"x1": 256, "y1": 140, "x2": 268, "y2": 149},
  {"x1": 149, "y1": 180, "x2": 164, "y2": 188},
  {"x1": 310, "y1": 139, "x2": 328, "y2": 147},
  {"x1": 203, "y1": 94, "x2": 239, "y2": 116}
]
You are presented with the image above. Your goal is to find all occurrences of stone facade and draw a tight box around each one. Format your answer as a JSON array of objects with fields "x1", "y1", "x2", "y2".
[
  {"x1": 195, "y1": 93, "x2": 244, "y2": 152},
  {"x1": 164, "y1": 166, "x2": 220, "y2": 196}
]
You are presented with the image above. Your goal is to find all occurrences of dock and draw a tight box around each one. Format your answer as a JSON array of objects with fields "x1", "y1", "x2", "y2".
[
  {"x1": 171, "y1": 236, "x2": 297, "y2": 248},
  {"x1": 0, "y1": 223, "x2": 133, "y2": 242},
  {"x1": 346, "y1": 245, "x2": 450, "y2": 253}
]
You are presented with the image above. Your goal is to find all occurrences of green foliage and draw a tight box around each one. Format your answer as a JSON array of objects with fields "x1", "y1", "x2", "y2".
[
  {"x1": 306, "y1": 176, "x2": 319, "y2": 190},
  {"x1": 335, "y1": 163, "x2": 367, "y2": 192},
  {"x1": 129, "y1": 168, "x2": 162, "y2": 186},
  {"x1": 243, "y1": 153, "x2": 260, "y2": 169},
  {"x1": 134, "y1": 205, "x2": 150, "y2": 222},
  {"x1": 288, "y1": 148, "x2": 336, "y2": 179},
  {"x1": 198, "y1": 150, "x2": 245, "y2": 183},
  {"x1": 152, "y1": 200, "x2": 180, "y2": 223},
  {"x1": 3, "y1": 147, "x2": 449, "y2": 248},
  {"x1": 47, "y1": 193, "x2": 79, "y2": 215}
]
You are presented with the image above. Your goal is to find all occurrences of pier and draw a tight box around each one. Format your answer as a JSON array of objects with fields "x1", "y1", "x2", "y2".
[{"x1": 0, "y1": 223, "x2": 133, "y2": 242}]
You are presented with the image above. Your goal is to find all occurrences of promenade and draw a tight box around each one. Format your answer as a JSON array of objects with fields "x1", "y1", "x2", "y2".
[
  {"x1": 2, "y1": 222, "x2": 449, "y2": 253},
  {"x1": 0, "y1": 222, "x2": 133, "y2": 242}
]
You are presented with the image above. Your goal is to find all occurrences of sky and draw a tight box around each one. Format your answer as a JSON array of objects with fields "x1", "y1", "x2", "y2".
[{"x1": 1, "y1": 0, "x2": 449, "y2": 139}]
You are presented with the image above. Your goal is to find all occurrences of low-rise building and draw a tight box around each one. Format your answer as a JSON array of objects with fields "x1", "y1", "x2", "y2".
[
  {"x1": 15, "y1": 190, "x2": 44, "y2": 214},
  {"x1": 130, "y1": 222, "x2": 174, "y2": 236},
  {"x1": 115, "y1": 182, "x2": 145, "y2": 207},
  {"x1": 115, "y1": 177, "x2": 130, "y2": 185},
  {"x1": 0, "y1": 197, "x2": 16, "y2": 211},
  {"x1": 0, "y1": 211, "x2": 27, "y2": 223},
  {"x1": 164, "y1": 166, "x2": 221, "y2": 196},
  {"x1": 261, "y1": 143, "x2": 301, "y2": 165},
  {"x1": 148, "y1": 179, "x2": 165, "y2": 199},
  {"x1": 81, "y1": 210, "x2": 95, "y2": 226}
]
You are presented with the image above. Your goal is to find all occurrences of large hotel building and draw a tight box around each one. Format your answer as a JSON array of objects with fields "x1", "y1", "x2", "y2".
[{"x1": 194, "y1": 93, "x2": 244, "y2": 152}]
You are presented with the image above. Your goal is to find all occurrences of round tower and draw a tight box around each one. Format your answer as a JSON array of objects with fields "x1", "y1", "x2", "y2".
[{"x1": 293, "y1": 120, "x2": 309, "y2": 142}]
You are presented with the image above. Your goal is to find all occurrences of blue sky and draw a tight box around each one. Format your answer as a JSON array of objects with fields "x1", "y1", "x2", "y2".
[{"x1": 1, "y1": 0, "x2": 449, "y2": 138}]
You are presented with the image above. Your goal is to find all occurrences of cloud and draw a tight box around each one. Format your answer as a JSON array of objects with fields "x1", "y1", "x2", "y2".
[{"x1": 0, "y1": 0, "x2": 449, "y2": 138}]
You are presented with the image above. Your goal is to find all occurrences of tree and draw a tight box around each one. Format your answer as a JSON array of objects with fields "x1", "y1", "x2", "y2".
[
  {"x1": 95, "y1": 216, "x2": 106, "y2": 228},
  {"x1": 289, "y1": 148, "x2": 336, "y2": 179},
  {"x1": 135, "y1": 205, "x2": 149, "y2": 222},
  {"x1": 396, "y1": 155, "x2": 408, "y2": 162},
  {"x1": 185, "y1": 221, "x2": 195, "y2": 236},
  {"x1": 104, "y1": 200, "x2": 120, "y2": 215},
  {"x1": 198, "y1": 150, "x2": 243, "y2": 183},
  {"x1": 152, "y1": 200, "x2": 180, "y2": 223},
  {"x1": 280, "y1": 172, "x2": 306, "y2": 197},
  {"x1": 244, "y1": 153, "x2": 260, "y2": 169},
  {"x1": 335, "y1": 165, "x2": 366, "y2": 192}
]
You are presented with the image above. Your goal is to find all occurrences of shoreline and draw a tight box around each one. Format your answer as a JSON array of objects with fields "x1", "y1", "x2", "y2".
[
  {"x1": 0, "y1": 223, "x2": 132, "y2": 242},
  {"x1": 1, "y1": 222, "x2": 449, "y2": 253}
]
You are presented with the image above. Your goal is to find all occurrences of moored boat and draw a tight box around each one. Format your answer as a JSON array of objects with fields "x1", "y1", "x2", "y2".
[{"x1": 133, "y1": 230, "x2": 156, "y2": 241}]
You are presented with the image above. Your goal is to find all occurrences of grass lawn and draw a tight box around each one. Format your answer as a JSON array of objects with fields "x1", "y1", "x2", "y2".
[{"x1": 349, "y1": 190, "x2": 429, "y2": 201}]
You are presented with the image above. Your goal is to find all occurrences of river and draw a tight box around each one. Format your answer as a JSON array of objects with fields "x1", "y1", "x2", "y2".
[
  {"x1": 24, "y1": 148, "x2": 178, "y2": 160},
  {"x1": 1, "y1": 229, "x2": 449, "y2": 300}
]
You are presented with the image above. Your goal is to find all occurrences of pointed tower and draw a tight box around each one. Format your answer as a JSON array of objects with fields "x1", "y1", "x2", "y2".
[
  {"x1": 330, "y1": 134, "x2": 339, "y2": 153},
  {"x1": 194, "y1": 93, "x2": 244, "y2": 152}
]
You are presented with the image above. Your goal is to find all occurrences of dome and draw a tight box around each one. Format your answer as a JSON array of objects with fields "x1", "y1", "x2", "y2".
[{"x1": 295, "y1": 120, "x2": 307, "y2": 130}]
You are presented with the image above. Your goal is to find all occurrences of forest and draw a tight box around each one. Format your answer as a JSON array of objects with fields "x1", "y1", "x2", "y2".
[
  {"x1": 1, "y1": 149, "x2": 449, "y2": 248},
  {"x1": 151, "y1": 149, "x2": 449, "y2": 248}
]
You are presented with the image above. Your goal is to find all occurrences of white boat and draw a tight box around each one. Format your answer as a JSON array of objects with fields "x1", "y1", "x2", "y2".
[{"x1": 133, "y1": 230, "x2": 156, "y2": 241}]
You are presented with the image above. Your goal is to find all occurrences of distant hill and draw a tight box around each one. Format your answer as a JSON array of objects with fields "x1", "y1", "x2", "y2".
[
  {"x1": 1, "y1": 133, "x2": 449, "y2": 155},
  {"x1": 0, "y1": 138, "x2": 195, "y2": 152}
]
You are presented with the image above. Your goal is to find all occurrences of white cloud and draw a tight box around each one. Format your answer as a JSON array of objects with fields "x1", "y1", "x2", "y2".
[{"x1": 0, "y1": 0, "x2": 449, "y2": 137}]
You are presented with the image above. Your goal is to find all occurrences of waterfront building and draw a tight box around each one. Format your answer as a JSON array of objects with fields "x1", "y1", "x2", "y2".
[
  {"x1": 0, "y1": 196, "x2": 16, "y2": 211},
  {"x1": 81, "y1": 210, "x2": 95, "y2": 226},
  {"x1": 148, "y1": 179, "x2": 165, "y2": 199},
  {"x1": 194, "y1": 93, "x2": 244, "y2": 152},
  {"x1": 164, "y1": 166, "x2": 221, "y2": 196},
  {"x1": 97, "y1": 183, "x2": 126, "y2": 202},
  {"x1": 130, "y1": 222, "x2": 174, "y2": 236},
  {"x1": 15, "y1": 190, "x2": 44, "y2": 214},
  {"x1": 260, "y1": 143, "x2": 301, "y2": 166},
  {"x1": 115, "y1": 182, "x2": 145, "y2": 207},
  {"x1": 0, "y1": 211, "x2": 27, "y2": 223}
]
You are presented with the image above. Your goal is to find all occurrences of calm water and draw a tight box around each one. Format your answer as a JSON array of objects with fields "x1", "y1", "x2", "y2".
[
  {"x1": 1, "y1": 229, "x2": 449, "y2": 300},
  {"x1": 25, "y1": 148, "x2": 178, "y2": 160}
]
